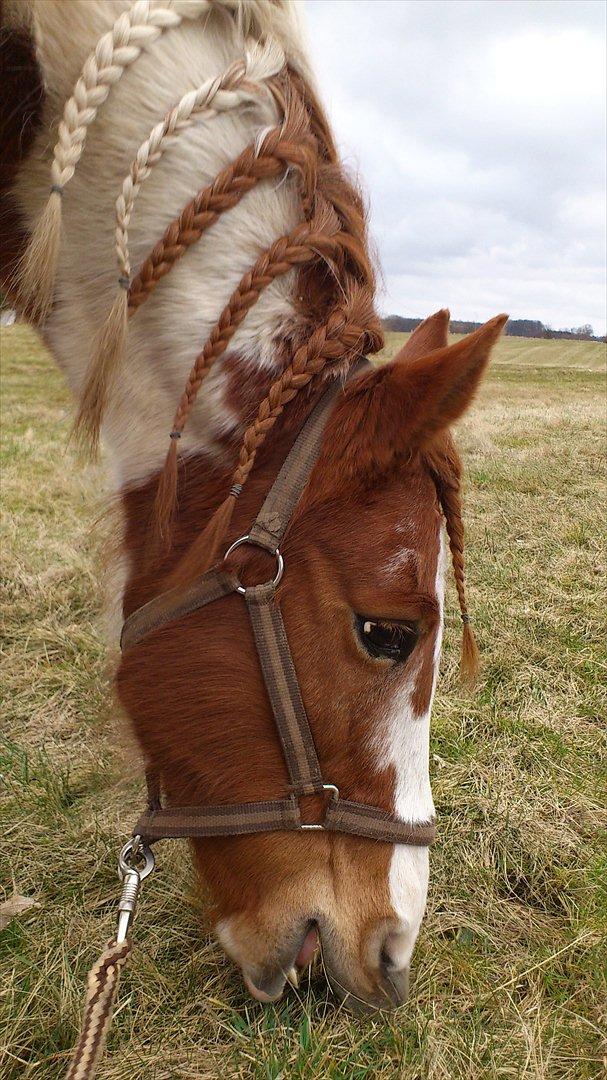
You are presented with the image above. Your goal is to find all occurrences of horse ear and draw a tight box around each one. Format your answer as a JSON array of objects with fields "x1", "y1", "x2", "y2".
[
  {"x1": 393, "y1": 308, "x2": 450, "y2": 363},
  {"x1": 326, "y1": 313, "x2": 507, "y2": 480},
  {"x1": 388, "y1": 312, "x2": 508, "y2": 446}
]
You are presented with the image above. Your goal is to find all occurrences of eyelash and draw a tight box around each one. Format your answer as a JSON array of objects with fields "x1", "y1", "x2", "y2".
[{"x1": 355, "y1": 615, "x2": 420, "y2": 663}]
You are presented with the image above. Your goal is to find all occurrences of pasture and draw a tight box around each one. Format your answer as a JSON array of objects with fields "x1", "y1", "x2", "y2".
[{"x1": 1, "y1": 324, "x2": 605, "y2": 1078}]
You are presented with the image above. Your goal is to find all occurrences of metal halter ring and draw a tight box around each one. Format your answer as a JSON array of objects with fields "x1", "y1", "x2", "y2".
[
  {"x1": 118, "y1": 836, "x2": 155, "y2": 882},
  {"x1": 224, "y1": 535, "x2": 284, "y2": 596}
]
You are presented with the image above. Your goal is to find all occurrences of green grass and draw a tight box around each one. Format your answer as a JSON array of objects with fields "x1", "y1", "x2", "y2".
[
  {"x1": 1, "y1": 324, "x2": 606, "y2": 1079},
  {"x1": 382, "y1": 330, "x2": 606, "y2": 370}
]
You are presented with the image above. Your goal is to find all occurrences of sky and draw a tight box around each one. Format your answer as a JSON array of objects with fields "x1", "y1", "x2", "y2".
[{"x1": 304, "y1": 0, "x2": 606, "y2": 335}]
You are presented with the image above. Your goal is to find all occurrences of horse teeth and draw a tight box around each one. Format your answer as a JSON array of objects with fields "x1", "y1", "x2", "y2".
[{"x1": 286, "y1": 966, "x2": 299, "y2": 988}]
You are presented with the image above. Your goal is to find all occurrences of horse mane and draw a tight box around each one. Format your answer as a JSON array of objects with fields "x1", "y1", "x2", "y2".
[{"x1": 13, "y1": 0, "x2": 478, "y2": 682}]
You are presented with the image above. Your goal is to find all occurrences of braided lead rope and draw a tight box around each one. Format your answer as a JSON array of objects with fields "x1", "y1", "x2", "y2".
[
  {"x1": 19, "y1": 0, "x2": 213, "y2": 318},
  {"x1": 114, "y1": 41, "x2": 284, "y2": 285},
  {"x1": 65, "y1": 939, "x2": 132, "y2": 1080},
  {"x1": 66, "y1": 839, "x2": 154, "y2": 1079}
]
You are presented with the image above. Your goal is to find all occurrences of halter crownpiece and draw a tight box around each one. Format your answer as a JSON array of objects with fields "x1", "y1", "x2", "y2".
[{"x1": 121, "y1": 361, "x2": 436, "y2": 848}]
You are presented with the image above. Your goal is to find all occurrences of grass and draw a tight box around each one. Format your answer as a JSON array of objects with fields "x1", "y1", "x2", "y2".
[{"x1": 1, "y1": 324, "x2": 606, "y2": 1079}]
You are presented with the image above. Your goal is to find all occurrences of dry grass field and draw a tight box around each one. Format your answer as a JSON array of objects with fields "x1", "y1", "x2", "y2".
[{"x1": 1, "y1": 324, "x2": 606, "y2": 1079}]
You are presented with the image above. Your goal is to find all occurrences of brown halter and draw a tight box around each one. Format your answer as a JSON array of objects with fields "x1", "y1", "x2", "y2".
[{"x1": 122, "y1": 361, "x2": 436, "y2": 850}]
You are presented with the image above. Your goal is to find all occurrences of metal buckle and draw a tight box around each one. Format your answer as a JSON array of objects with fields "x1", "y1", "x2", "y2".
[
  {"x1": 224, "y1": 534, "x2": 284, "y2": 596},
  {"x1": 300, "y1": 783, "x2": 339, "y2": 831}
]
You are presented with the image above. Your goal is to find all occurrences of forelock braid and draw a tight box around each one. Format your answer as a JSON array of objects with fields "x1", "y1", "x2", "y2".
[
  {"x1": 435, "y1": 466, "x2": 480, "y2": 685},
  {"x1": 233, "y1": 285, "x2": 381, "y2": 493}
]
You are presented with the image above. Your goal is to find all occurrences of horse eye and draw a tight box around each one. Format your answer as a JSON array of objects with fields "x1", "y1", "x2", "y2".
[{"x1": 355, "y1": 615, "x2": 419, "y2": 663}]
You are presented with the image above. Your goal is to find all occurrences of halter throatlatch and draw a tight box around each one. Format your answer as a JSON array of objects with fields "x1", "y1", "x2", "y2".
[{"x1": 121, "y1": 361, "x2": 436, "y2": 849}]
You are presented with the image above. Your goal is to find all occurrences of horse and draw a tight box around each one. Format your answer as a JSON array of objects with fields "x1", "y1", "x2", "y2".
[{"x1": 1, "y1": 0, "x2": 506, "y2": 1013}]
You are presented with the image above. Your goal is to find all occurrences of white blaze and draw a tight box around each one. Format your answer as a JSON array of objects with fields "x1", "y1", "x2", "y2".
[{"x1": 377, "y1": 530, "x2": 447, "y2": 964}]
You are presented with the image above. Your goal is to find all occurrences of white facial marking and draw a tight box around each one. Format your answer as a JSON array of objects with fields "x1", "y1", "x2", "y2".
[
  {"x1": 384, "y1": 547, "x2": 415, "y2": 576},
  {"x1": 375, "y1": 530, "x2": 447, "y2": 963}
]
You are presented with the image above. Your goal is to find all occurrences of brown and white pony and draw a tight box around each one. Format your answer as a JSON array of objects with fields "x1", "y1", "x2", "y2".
[{"x1": 1, "y1": 0, "x2": 505, "y2": 1011}]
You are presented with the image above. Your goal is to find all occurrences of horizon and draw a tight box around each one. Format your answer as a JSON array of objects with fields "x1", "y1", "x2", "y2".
[
  {"x1": 305, "y1": 0, "x2": 607, "y2": 337},
  {"x1": 382, "y1": 311, "x2": 602, "y2": 338}
]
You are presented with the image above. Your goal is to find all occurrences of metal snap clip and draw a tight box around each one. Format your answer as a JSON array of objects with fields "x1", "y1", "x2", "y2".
[{"x1": 115, "y1": 836, "x2": 155, "y2": 944}]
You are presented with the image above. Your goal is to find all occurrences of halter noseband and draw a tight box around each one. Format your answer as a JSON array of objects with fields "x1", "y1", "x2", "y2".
[{"x1": 121, "y1": 360, "x2": 436, "y2": 849}]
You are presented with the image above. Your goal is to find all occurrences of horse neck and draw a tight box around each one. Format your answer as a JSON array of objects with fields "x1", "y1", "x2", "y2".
[{"x1": 29, "y1": 5, "x2": 308, "y2": 491}]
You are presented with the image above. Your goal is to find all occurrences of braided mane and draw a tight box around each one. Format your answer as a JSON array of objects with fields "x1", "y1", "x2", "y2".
[
  {"x1": 18, "y1": 0, "x2": 477, "y2": 679},
  {"x1": 142, "y1": 73, "x2": 384, "y2": 569}
]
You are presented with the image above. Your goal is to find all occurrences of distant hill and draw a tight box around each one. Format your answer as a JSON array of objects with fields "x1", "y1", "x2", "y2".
[{"x1": 383, "y1": 315, "x2": 604, "y2": 342}]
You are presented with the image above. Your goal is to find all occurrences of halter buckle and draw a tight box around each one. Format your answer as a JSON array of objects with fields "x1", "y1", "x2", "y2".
[
  {"x1": 224, "y1": 535, "x2": 284, "y2": 596},
  {"x1": 299, "y1": 783, "x2": 339, "y2": 830}
]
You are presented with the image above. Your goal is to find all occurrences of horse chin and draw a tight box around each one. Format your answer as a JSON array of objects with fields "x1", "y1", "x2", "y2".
[{"x1": 216, "y1": 917, "x2": 320, "y2": 1003}]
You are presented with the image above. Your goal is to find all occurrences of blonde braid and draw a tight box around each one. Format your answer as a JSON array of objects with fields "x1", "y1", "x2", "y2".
[
  {"x1": 74, "y1": 44, "x2": 284, "y2": 455},
  {"x1": 114, "y1": 43, "x2": 283, "y2": 287},
  {"x1": 18, "y1": 0, "x2": 213, "y2": 320}
]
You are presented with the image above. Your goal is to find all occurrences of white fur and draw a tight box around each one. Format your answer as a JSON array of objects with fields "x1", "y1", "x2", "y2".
[
  {"x1": 384, "y1": 547, "x2": 415, "y2": 576},
  {"x1": 11, "y1": 0, "x2": 315, "y2": 488},
  {"x1": 113, "y1": 42, "x2": 284, "y2": 281},
  {"x1": 375, "y1": 530, "x2": 447, "y2": 963}
]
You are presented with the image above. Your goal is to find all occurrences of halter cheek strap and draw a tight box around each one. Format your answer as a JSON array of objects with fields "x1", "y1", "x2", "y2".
[{"x1": 121, "y1": 360, "x2": 436, "y2": 848}]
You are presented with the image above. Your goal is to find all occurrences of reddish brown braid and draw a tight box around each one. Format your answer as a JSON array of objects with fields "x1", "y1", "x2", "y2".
[
  {"x1": 128, "y1": 95, "x2": 317, "y2": 311},
  {"x1": 72, "y1": 93, "x2": 321, "y2": 456},
  {"x1": 152, "y1": 72, "x2": 383, "y2": 566},
  {"x1": 426, "y1": 437, "x2": 480, "y2": 684},
  {"x1": 152, "y1": 203, "x2": 347, "y2": 540},
  {"x1": 176, "y1": 286, "x2": 383, "y2": 578}
]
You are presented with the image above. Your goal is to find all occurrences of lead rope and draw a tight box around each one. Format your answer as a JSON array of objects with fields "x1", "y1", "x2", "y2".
[{"x1": 65, "y1": 838, "x2": 155, "y2": 1080}]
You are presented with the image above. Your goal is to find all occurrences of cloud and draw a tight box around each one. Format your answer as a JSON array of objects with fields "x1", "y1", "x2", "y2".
[{"x1": 304, "y1": 0, "x2": 606, "y2": 334}]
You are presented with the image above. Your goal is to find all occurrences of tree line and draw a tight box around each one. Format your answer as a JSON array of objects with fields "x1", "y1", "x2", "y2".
[{"x1": 383, "y1": 316, "x2": 603, "y2": 341}]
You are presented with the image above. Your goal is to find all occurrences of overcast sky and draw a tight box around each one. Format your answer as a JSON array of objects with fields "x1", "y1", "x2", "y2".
[{"x1": 304, "y1": 0, "x2": 606, "y2": 335}]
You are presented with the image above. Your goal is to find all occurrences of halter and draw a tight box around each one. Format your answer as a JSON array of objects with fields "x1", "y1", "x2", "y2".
[{"x1": 121, "y1": 359, "x2": 436, "y2": 850}]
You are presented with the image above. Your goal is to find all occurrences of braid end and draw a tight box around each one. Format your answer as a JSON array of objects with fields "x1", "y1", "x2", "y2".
[
  {"x1": 149, "y1": 437, "x2": 181, "y2": 558},
  {"x1": 17, "y1": 189, "x2": 62, "y2": 321},
  {"x1": 171, "y1": 490, "x2": 239, "y2": 584},
  {"x1": 460, "y1": 617, "x2": 480, "y2": 686},
  {"x1": 72, "y1": 288, "x2": 128, "y2": 458}
]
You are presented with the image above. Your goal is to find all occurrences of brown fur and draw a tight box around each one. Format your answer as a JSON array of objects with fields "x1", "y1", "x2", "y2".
[
  {"x1": 116, "y1": 312, "x2": 505, "y2": 998},
  {"x1": 0, "y1": 18, "x2": 44, "y2": 300}
]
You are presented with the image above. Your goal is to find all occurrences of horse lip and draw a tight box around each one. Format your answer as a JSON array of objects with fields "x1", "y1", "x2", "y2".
[
  {"x1": 243, "y1": 920, "x2": 318, "y2": 1002},
  {"x1": 244, "y1": 971, "x2": 286, "y2": 1002}
]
